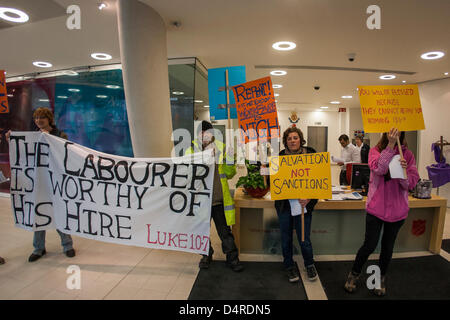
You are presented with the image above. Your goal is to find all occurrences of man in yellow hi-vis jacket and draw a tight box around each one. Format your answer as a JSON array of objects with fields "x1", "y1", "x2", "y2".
[{"x1": 186, "y1": 121, "x2": 243, "y2": 272}]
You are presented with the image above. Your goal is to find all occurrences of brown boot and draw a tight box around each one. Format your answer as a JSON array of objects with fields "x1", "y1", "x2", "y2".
[
  {"x1": 344, "y1": 271, "x2": 360, "y2": 293},
  {"x1": 373, "y1": 275, "x2": 386, "y2": 296}
]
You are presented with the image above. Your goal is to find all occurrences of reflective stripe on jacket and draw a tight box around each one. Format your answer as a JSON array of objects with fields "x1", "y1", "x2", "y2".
[{"x1": 186, "y1": 139, "x2": 236, "y2": 226}]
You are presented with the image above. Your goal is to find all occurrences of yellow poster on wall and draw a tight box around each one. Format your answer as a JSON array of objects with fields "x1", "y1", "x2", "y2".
[
  {"x1": 269, "y1": 152, "x2": 332, "y2": 200},
  {"x1": 358, "y1": 85, "x2": 425, "y2": 133}
]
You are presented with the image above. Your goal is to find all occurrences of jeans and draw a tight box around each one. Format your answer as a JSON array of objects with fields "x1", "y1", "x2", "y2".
[
  {"x1": 277, "y1": 205, "x2": 314, "y2": 269},
  {"x1": 203, "y1": 204, "x2": 239, "y2": 262},
  {"x1": 32, "y1": 230, "x2": 74, "y2": 255},
  {"x1": 352, "y1": 213, "x2": 405, "y2": 276}
]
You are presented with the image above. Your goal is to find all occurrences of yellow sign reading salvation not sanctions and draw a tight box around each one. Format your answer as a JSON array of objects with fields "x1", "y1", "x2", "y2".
[
  {"x1": 269, "y1": 152, "x2": 332, "y2": 200},
  {"x1": 358, "y1": 85, "x2": 425, "y2": 133}
]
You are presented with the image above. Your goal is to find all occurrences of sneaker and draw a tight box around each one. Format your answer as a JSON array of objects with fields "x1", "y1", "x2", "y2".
[
  {"x1": 287, "y1": 265, "x2": 300, "y2": 283},
  {"x1": 28, "y1": 250, "x2": 46, "y2": 262},
  {"x1": 226, "y1": 259, "x2": 244, "y2": 272},
  {"x1": 0, "y1": 256, "x2": 5, "y2": 265},
  {"x1": 373, "y1": 275, "x2": 386, "y2": 297},
  {"x1": 344, "y1": 271, "x2": 360, "y2": 293},
  {"x1": 306, "y1": 265, "x2": 318, "y2": 281},
  {"x1": 65, "y1": 249, "x2": 76, "y2": 258}
]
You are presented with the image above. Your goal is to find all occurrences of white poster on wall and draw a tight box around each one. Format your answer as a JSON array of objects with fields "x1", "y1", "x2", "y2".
[{"x1": 9, "y1": 132, "x2": 214, "y2": 255}]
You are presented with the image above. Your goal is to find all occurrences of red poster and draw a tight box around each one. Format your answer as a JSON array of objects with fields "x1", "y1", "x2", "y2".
[
  {"x1": 0, "y1": 70, "x2": 9, "y2": 114},
  {"x1": 232, "y1": 76, "x2": 279, "y2": 144}
]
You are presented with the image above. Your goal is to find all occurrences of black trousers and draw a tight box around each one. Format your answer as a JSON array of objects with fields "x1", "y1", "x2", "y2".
[
  {"x1": 340, "y1": 170, "x2": 348, "y2": 185},
  {"x1": 352, "y1": 213, "x2": 405, "y2": 276},
  {"x1": 203, "y1": 203, "x2": 239, "y2": 262}
]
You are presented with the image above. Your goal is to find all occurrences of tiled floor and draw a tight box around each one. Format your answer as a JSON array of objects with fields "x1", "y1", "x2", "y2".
[{"x1": 0, "y1": 194, "x2": 449, "y2": 300}]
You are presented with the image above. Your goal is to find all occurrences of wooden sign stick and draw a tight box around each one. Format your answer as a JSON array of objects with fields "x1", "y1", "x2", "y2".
[
  {"x1": 397, "y1": 136, "x2": 408, "y2": 179},
  {"x1": 225, "y1": 69, "x2": 231, "y2": 130},
  {"x1": 301, "y1": 204, "x2": 305, "y2": 242}
]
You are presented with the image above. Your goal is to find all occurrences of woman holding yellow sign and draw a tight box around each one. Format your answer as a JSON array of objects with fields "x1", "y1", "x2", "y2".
[
  {"x1": 344, "y1": 128, "x2": 419, "y2": 296},
  {"x1": 274, "y1": 127, "x2": 319, "y2": 283}
]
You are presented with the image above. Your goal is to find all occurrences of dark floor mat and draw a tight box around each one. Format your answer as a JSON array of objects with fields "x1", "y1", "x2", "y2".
[
  {"x1": 316, "y1": 255, "x2": 450, "y2": 300},
  {"x1": 188, "y1": 261, "x2": 307, "y2": 300},
  {"x1": 442, "y1": 239, "x2": 450, "y2": 254}
]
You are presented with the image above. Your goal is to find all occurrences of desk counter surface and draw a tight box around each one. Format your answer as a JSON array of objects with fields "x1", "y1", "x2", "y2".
[
  {"x1": 232, "y1": 188, "x2": 447, "y2": 254},
  {"x1": 233, "y1": 188, "x2": 447, "y2": 210}
]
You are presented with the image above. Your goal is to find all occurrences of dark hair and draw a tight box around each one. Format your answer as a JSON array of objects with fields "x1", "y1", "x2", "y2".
[
  {"x1": 355, "y1": 135, "x2": 363, "y2": 142},
  {"x1": 376, "y1": 131, "x2": 406, "y2": 152},
  {"x1": 197, "y1": 120, "x2": 213, "y2": 135},
  {"x1": 338, "y1": 134, "x2": 349, "y2": 142},
  {"x1": 282, "y1": 127, "x2": 306, "y2": 151}
]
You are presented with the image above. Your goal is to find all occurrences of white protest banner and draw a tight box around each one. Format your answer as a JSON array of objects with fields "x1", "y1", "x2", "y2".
[{"x1": 9, "y1": 132, "x2": 215, "y2": 255}]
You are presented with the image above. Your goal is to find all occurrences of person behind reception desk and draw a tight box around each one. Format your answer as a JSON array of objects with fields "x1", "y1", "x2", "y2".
[
  {"x1": 6, "y1": 107, "x2": 76, "y2": 262},
  {"x1": 274, "y1": 127, "x2": 319, "y2": 283},
  {"x1": 355, "y1": 135, "x2": 370, "y2": 164},
  {"x1": 344, "y1": 128, "x2": 419, "y2": 296},
  {"x1": 337, "y1": 134, "x2": 361, "y2": 185}
]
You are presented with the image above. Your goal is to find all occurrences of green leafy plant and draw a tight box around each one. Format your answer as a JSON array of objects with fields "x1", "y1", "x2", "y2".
[{"x1": 236, "y1": 160, "x2": 266, "y2": 189}]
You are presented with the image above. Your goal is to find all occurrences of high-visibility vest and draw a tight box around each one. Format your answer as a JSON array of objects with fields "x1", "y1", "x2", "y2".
[{"x1": 186, "y1": 139, "x2": 236, "y2": 226}]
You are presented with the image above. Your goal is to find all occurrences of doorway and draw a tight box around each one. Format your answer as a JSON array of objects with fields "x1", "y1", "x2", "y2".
[{"x1": 307, "y1": 126, "x2": 328, "y2": 152}]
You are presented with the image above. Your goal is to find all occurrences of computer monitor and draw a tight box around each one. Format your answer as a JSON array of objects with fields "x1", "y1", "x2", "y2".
[{"x1": 350, "y1": 163, "x2": 370, "y2": 191}]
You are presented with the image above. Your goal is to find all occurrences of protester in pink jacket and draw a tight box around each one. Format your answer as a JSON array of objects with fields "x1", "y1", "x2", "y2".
[{"x1": 344, "y1": 128, "x2": 419, "y2": 296}]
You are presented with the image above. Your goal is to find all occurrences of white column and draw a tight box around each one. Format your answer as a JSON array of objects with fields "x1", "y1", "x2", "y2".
[{"x1": 117, "y1": 0, "x2": 173, "y2": 157}]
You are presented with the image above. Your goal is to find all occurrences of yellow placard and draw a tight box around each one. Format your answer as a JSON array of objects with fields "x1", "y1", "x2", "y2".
[
  {"x1": 358, "y1": 85, "x2": 425, "y2": 133},
  {"x1": 269, "y1": 152, "x2": 332, "y2": 200}
]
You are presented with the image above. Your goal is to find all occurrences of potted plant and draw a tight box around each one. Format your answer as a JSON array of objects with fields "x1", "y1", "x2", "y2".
[{"x1": 236, "y1": 160, "x2": 270, "y2": 198}]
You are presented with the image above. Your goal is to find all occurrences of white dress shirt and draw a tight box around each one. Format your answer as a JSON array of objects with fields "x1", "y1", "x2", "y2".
[{"x1": 340, "y1": 143, "x2": 361, "y2": 170}]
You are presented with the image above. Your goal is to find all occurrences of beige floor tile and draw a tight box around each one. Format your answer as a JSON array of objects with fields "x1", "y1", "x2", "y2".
[
  {"x1": 134, "y1": 288, "x2": 168, "y2": 300},
  {"x1": 103, "y1": 283, "x2": 140, "y2": 300}
]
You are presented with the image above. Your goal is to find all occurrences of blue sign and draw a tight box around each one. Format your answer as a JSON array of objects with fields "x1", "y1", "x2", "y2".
[{"x1": 208, "y1": 66, "x2": 246, "y2": 120}]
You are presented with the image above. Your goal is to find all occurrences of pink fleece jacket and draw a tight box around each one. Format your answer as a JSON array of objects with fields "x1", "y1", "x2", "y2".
[{"x1": 366, "y1": 145, "x2": 420, "y2": 222}]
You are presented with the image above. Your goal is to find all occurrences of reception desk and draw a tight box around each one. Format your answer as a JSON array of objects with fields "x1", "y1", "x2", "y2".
[{"x1": 232, "y1": 188, "x2": 447, "y2": 255}]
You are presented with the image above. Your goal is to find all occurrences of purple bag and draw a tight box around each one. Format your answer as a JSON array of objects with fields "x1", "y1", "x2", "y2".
[{"x1": 426, "y1": 143, "x2": 450, "y2": 188}]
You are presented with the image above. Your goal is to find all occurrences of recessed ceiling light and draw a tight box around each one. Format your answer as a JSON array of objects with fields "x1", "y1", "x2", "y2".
[
  {"x1": 330, "y1": 101, "x2": 340, "y2": 104},
  {"x1": 68, "y1": 88, "x2": 80, "y2": 92},
  {"x1": 96, "y1": 95, "x2": 108, "y2": 99},
  {"x1": 33, "y1": 61, "x2": 52, "y2": 68},
  {"x1": 64, "y1": 70, "x2": 79, "y2": 76},
  {"x1": 379, "y1": 74, "x2": 396, "y2": 80},
  {"x1": 91, "y1": 53, "x2": 112, "y2": 61},
  {"x1": 272, "y1": 41, "x2": 296, "y2": 51},
  {"x1": 0, "y1": 7, "x2": 29, "y2": 23},
  {"x1": 204, "y1": 105, "x2": 210, "y2": 108},
  {"x1": 194, "y1": 100, "x2": 203, "y2": 103},
  {"x1": 420, "y1": 51, "x2": 445, "y2": 60},
  {"x1": 273, "y1": 84, "x2": 283, "y2": 89},
  {"x1": 39, "y1": 99, "x2": 49, "y2": 102},
  {"x1": 445, "y1": 72, "x2": 449, "y2": 76},
  {"x1": 402, "y1": 80, "x2": 406, "y2": 83},
  {"x1": 98, "y1": 2, "x2": 108, "y2": 10},
  {"x1": 270, "y1": 70, "x2": 287, "y2": 76},
  {"x1": 7, "y1": 94, "x2": 13, "y2": 97},
  {"x1": 172, "y1": 91, "x2": 184, "y2": 95},
  {"x1": 320, "y1": 106, "x2": 329, "y2": 109},
  {"x1": 341, "y1": 96, "x2": 352, "y2": 99},
  {"x1": 106, "y1": 85, "x2": 121, "y2": 89},
  {"x1": 274, "y1": 93, "x2": 279, "y2": 97},
  {"x1": 57, "y1": 96, "x2": 68, "y2": 99}
]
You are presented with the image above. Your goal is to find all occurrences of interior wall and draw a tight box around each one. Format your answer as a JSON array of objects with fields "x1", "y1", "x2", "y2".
[{"x1": 418, "y1": 77, "x2": 450, "y2": 204}]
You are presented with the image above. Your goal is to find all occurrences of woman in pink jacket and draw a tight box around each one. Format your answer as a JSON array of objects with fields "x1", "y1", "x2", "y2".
[{"x1": 344, "y1": 128, "x2": 419, "y2": 296}]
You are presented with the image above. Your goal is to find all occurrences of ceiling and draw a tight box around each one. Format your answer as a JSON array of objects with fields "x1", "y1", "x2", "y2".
[{"x1": 1, "y1": 0, "x2": 449, "y2": 112}]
